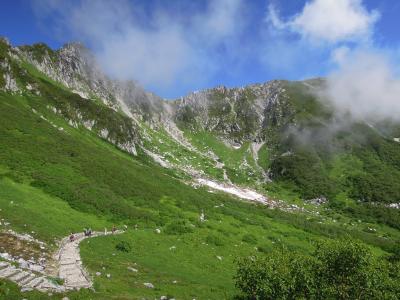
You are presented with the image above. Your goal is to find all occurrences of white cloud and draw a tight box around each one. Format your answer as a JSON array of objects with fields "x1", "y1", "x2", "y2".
[
  {"x1": 267, "y1": 0, "x2": 379, "y2": 44},
  {"x1": 198, "y1": 0, "x2": 244, "y2": 42},
  {"x1": 32, "y1": 0, "x2": 244, "y2": 89},
  {"x1": 330, "y1": 46, "x2": 351, "y2": 64},
  {"x1": 323, "y1": 50, "x2": 400, "y2": 122}
]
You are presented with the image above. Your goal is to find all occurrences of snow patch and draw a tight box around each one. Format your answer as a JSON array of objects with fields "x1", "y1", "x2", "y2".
[
  {"x1": 72, "y1": 90, "x2": 89, "y2": 99},
  {"x1": 196, "y1": 178, "x2": 270, "y2": 205},
  {"x1": 142, "y1": 148, "x2": 171, "y2": 168}
]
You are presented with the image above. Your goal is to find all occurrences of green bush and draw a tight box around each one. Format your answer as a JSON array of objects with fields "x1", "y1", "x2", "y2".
[
  {"x1": 115, "y1": 240, "x2": 132, "y2": 253},
  {"x1": 164, "y1": 220, "x2": 194, "y2": 235},
  {"x1": 235, "y1": 239, "x2": 400, "y2": 299},
  {"x1": 235, "y1": 250, "x2": 315, "y2": 299}
]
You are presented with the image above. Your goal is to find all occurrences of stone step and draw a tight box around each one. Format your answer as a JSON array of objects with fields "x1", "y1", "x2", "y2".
[
  {"x1": 65, "y1": 275, "x2": 87, "y2": 284},
  {"x1": 0, "y1": 267, "x2": 20, "y2": 278},
  {"x1": 25, "y1": 276, "x2": 45, "y2": 288},
  {"x1": 9, "y1": 271, "x2": 31, "y2": 283},
  {"x1": 66, "y1": 274, "x2": 87, "y2": 281},
  {"x1": 60, "y1": 255, "x2": 80, "y2": 261},
  {"x1": 60, "y1": 265, "x2": 78, "y2": 270},
  {"x1": 61, "y1": 273, "x2": 84, "y2": 280},
  {"x1": 0, "y1": 262, "x2": 9, "y2": 270},
  {"x1": 0, "y1": 266, "x2": 12, "y2": 277},
  {"x1": 60, "y1": 258, "x2": 77, "y2": 265},
  {"x1": 59, "y1": 265, "x2": 78, "y2": 272},
  {"x1": 60, "y1": 264, "x2": 80, "y2": 273},
  {"x1": 18, "y1": 273, "x2": 36, "y2": 286}
]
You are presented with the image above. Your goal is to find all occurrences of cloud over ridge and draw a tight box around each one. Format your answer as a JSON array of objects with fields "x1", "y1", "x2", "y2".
[
  {"x1": 31, "y1": 0, "x2": 400, "y2": 120},
  {"x1": 323, "y1": 50, "x2": 400, "y2": 122},
  {"x1": 32, "y1": 0, "x2": 245, "y2": 92}
]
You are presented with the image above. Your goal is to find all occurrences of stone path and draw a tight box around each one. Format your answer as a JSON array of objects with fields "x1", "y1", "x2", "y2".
[
  {"x1": 0, "y1": 230, "x2": 123, "y2": 293},
  {"x1": 57, "y1": 232, "x2": 96, "y2": 290},
  {"x1": 0, "y1": 260, "x2": 64, "y2": 292}
]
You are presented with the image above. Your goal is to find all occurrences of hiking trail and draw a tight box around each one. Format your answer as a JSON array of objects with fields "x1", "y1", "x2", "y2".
[{"x1": 0, "y1": 230, "x2": 123, "y2": 293}]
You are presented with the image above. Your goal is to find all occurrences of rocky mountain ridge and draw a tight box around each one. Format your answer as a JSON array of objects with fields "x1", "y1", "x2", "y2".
[
  {"x1": 1, "y1": 38, "x2": 295, "y2": 146},
  {"x1": 0, "y1": 38, "x2": 295, "y2": 172},
  {"x1": 174, "y1": 81, "x2": 293, "y2": 144},
  {"x1": 18, "y1": 42, "x2": 168, "y2": 123},
  {"x1": 3, "y1": 38, "x2": 400, "y2": 205}
]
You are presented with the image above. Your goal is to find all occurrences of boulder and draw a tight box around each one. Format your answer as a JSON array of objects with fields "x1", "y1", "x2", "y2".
[{"x1": 143, "y1": 282, "x2": 154, "y2": 289}]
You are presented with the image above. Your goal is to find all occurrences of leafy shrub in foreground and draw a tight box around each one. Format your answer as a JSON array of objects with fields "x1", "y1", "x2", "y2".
[
  {"x1": 236, "y1": 250, "x2": 315, "y2": 299},
  {"x1": 235, "y1": 239, "x2": 400, "y2": 299}
]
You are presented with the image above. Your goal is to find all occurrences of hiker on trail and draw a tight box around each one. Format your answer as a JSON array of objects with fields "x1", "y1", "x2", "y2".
[
  {"x1": 84, "y1": 228, "x2": 92, "y2": 237},
  {"x1": 69, "y1": 233, "x2": 75, "y2": 242},
  {"x1": 112, "y1": 225, "x2": 116, "y2": 234}
]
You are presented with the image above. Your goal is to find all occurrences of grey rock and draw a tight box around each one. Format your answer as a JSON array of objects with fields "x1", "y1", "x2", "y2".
[
  {"x1": 143, "y1": 282, "x2": 154, "y2": 289},
  {"x1": 127, "y1": 267, "x2": 138, "y2": 272}
]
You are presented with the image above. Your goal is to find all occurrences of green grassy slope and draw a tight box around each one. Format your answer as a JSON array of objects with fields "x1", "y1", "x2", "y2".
[
  {"x1": 1, "y1": 87, "x2": 399, "y2": 298},
  {"x1": 267, "y1": 81, "x2": 400, "y2": 203},
  {"x1": 0, "y1": 43, "x2": 399, "y2": 298},
  {"x1": 184, "y1": 130, "x2": 263, "y2": 185},
  {"x1": 172, "y1": 81, "x2": 400, "y2": 241},
  {"x1": 261, "y1": 82, "x2": 400, "y2": 231}
]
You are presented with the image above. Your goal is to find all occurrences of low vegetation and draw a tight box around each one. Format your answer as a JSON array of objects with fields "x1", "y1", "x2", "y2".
[
  {"x1": 0, "y1": 42, "x2": 400, "y2": 299},
  {"x1": 235, "y1": 239, "x2": 400, "y2": 299}
]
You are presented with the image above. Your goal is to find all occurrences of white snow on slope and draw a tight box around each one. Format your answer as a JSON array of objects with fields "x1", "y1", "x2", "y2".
[{"x1": 196, "y1": 178, "x2": 269, "y2": 205}]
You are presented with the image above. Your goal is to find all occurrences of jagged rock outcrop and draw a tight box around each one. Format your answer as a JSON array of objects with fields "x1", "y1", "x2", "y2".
[
  {"x1": 17, "y1": 42, "x2": 168, "y2": 123},
  {"x1": 174, "y1": 81, "x2": 291, "y2": 144},
  {"x1": 0, "y1": 38, "x2": 18, "y2": 92}
]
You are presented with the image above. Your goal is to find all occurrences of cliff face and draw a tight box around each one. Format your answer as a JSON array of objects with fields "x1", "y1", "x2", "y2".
[{"x1": 174, "y1": 81, "x2": 293, "y2": 144}]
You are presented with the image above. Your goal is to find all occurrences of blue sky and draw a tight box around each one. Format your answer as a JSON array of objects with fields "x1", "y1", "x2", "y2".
[{"x1": 1, "y1": 0, "x2": 399, "y2": 99}]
